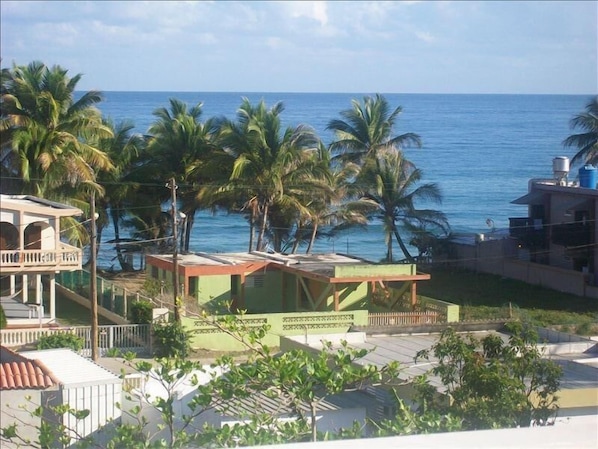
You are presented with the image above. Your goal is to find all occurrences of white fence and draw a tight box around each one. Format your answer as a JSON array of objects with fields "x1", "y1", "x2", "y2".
[
  {"x1": 368, "y1": 311, "x2": 441, "y2": 326},
  {"x1": 0, "y1": 324, "x2": 151, "y2": 356}
]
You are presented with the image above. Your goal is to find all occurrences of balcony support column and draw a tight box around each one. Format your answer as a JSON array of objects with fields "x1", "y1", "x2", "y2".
[
  {"x1": 10, "y1": 275, "x2": 15, "y2": 295},
  {"x1": 49, "y1": 274, "x2": 56, "y2": 321},
  {"x1": 35, "y1": 274, "x2": 42, "y2": 305},
  {"x1": 22, "y1": 274, "x2": 28, "y2": 303}
]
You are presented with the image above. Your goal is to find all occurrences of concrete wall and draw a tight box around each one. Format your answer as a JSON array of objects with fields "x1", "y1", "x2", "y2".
[
  {"x1": 0, "y1": 389, "x2": 45, "y2": 448},
  {"x1": 196, "y1": 274, "x2": 231, "y2": 309},
  {"x1": 245, "y1": 271, "x2": 283, "y2": 313},
  {"x1": 334, "y1": 264, "x2": 415, "y2": 277},
  {"x1": 184, "y1": 310, "x2": 369, "y2": 351},
  {"x1": 451, "y1": 240, "x2": 597, "y2": 299}
]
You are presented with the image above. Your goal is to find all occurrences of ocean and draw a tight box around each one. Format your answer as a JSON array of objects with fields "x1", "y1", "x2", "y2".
[{"x1": 95, "y1": 92, "x2": 590, "y2": 267}]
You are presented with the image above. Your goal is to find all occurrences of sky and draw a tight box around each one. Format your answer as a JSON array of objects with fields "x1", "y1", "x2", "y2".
[{"x1": 1, "y1": 1, "x2": 596, "y2": 94}]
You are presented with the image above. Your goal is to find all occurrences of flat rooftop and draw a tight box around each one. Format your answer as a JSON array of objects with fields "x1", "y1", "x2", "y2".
[{"x1": 283, "y1": 329, "x2": 598, "y2": 396}]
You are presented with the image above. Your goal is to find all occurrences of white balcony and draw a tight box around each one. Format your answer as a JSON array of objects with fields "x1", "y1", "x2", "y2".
[{"x1": 0, "y1": 243, "x2": 82, "y2": 273}]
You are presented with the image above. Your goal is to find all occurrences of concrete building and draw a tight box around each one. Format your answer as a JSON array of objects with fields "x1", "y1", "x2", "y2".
[
  {"x1": 450, "y1": 158, "x2": 598, "y2": 298},
  {"x1": 146, "y1": 251, "x2": 430, "y2": 313},
  {"x1": 0, "y1": 194, "x2": 83, "y2": 325},
  {"x1": 0, "y1": 347, "x2": 122, "y2": 448},
  {"x1": 281, "y1": 326, "x2": 598, "y2": 419}
]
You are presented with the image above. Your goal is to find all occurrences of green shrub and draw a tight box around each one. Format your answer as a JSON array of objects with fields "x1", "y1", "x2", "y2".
[
  {"x1": 0, "y1": 305, "x2": 7, "y2": 329},
  {"x1": 153, "y1": 321, "x2": 191, "y2": 358},
  {"x1": 130, "y1": 300, "x2": 154, "y2": 324},
  {"x1": 37, "y1": 332, "x2": 84, "y2": 351},
  {"x1": 104, "y1": 347, "x2": 121, "y2": 358}
]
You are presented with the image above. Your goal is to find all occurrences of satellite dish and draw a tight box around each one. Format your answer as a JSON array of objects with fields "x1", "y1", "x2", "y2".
[{"x1": 486, "y1": 218, "x2": 495, "y2": 232}]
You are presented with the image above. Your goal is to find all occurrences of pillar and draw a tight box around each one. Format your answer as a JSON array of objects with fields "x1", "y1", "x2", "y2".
[
  {"x1": 22, "y1": 274, "x2": 28, "y2": 303},
  {"x1": 49, "y1": 274, "x2": 56, "y2": 321}
]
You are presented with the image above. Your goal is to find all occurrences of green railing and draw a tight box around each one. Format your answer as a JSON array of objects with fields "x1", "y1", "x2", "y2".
[{"x1": 56, "y1": 270, "x2": 161, "y2": 320}]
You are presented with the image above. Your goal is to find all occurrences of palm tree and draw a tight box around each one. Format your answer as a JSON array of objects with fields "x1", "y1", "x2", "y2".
[
  {"x1": 563, "y1": 96, "x2": 598, "y2": 165},
  {"x1": 145, "y1": 98, "x2": 222, "y2": 252},
  {"x1": 95, "y1": 119, "x2": 146, "y2": 270},
  {"x1": 0, "y1": 61, "x2": 113, "y2": 197},
  {"x1": 348, "y1": 151, "x2": 449, "y2": 262},
  {"x1": 327, "y1": 94, "x2": 421, "y2": 165},
  {"x1": 218, "y1": 98, "x2": 320, "y2": 252}
]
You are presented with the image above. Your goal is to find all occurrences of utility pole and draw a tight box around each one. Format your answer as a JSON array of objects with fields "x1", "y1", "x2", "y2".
[
  {"x1": 168, "y1": 178, "x2": 181, "y2": 322},
  {"x1": 90, "y1": 190, "x2": 99, "y2": 361}
]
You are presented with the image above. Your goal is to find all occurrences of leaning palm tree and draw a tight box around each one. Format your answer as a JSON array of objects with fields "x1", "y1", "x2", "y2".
[
  {"x1": 563, "y1": 96, "x2": 598, "y2": 165},
  {"x1": 218, "y1": 98, "x2": 320, "y2": 252},
  {"x1": 348, "y1": 151, "x2": 449, "y2": 262},
  {"x1": 0, "y1": 61, "x2": 113, "y2": 197},
  {"x1": 327, "y1": 94, "x2": 421, "y2": 165}
]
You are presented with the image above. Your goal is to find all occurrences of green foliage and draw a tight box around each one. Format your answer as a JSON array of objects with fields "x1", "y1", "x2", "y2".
[
  {"x1": 152, "y1": 321, "x2": 192, "y2": 358},
  {"x1": 130, "y1": 300, "x2": 154, "y2": 324},
  {"x1": 0, "y1": 304, "x2": 7, "y2": 329},
  {"x1": 142, "y1": 278, "x2": 162, "y2": 297},
  {"x1": 373, "y1": 394, "x2": 463, "y2": 436},
  {"x1": 37, "y1": 332, "x2": 84, "y2": 351},
  {"x1": 413, "y1": 323, "x2": 562, "y2": 430},
  {"x1": 104, "y1": 347, "x2": 121, "y2": 358}
]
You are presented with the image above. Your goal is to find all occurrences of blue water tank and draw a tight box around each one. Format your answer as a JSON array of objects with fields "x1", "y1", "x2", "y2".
[{"x1": 579, "y1": 165, "x2": 597, "y2": 188}]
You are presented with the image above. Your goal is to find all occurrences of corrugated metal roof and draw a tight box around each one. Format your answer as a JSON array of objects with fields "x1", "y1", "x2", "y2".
[
  {"x1": 0, "y1": 346, "x2": 57, "y2": 390},
  {"x1": 22, "y1": 349, "x2": 121, "y2": 388}
]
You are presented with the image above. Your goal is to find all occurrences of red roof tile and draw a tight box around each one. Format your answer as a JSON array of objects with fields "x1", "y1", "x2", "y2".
[{"x1": 0, "y1": 346, "x2": 57, "y2": 390}]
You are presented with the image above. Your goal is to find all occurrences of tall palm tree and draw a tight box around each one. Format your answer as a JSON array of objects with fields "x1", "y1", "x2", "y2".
[
  {"x1": 95, "y1": 119, "x2": 146, "y2": 270},
  {"x1": 145, "y1": 98, "x2": 222, "y2": 252},
  {"x1": 0, "y1": 61, "x2": 113, "y2": 197},
  {"x1": 349, "y1": 151, "x2": 449, "y2": 262},
  {"x1": 327, "y1": 94, "x2": 421, "y2": 165},
  {"x1": 218, "y1": 98, "x2": 320, "y2": 252},
  {"x1": 563, "y1": 96, "x2": 598, "y2": 165}
]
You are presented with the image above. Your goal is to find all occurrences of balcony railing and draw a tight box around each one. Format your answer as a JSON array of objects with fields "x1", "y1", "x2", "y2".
[{"x1": 0, "y1": 244, "x2": 82, "y2": 272}]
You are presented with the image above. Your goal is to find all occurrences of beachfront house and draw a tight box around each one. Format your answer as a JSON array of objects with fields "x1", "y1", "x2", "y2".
[
  {"x1": 449, "y1": 157, "x2": 598, "y2": 299},
  {"x1": 0, "y1": 194, "x2": 83, "y2": 326},
  {"x1": 145, "y1": 251, "x2": 430, "y2": 314}
]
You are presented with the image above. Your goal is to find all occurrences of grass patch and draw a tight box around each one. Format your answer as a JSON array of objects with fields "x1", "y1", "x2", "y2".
[
  {"x1": 419, "y1": 266, "x2": 598, "y2": 331},
  {"x1": 55, "y1": 294, "x2": 114, "y2": 326}
]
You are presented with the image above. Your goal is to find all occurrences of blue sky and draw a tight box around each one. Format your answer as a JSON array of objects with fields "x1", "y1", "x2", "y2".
[{"x1": 1, "y1": 1, "x2": 596, "y2": 94}]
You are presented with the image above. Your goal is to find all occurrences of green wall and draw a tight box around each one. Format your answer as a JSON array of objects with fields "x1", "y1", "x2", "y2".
[
  {"x1": 196, "y1": 274, "x2": 231, "y2": 310},
  {"x1": 245, "y1": 271, "x2": 283, "y2": 313},
  {"x1": 184, "y1": 310, "x2": 369, "y2": 351},
  {"x1": 334, "y1": 263, "x2": 416, "y2": 277}
]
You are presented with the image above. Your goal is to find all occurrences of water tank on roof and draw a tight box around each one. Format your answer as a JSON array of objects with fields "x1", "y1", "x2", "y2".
[
  {"x1": 578, "y1": 165, "x2": 597, "y2": 189},
  {"x1": 552, "y1": 156, "x2": 570, "y2": 184}
]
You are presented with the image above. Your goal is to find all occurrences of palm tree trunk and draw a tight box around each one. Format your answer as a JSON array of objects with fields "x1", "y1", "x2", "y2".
[
  {"x1": 111, "y1": 207, "x2": 130, "y2": 271},
  {"x1": 392, "y1": 223, "x2": 415, "y2": 262},
  {"x1": 291, "y1": 221, "x2": 302, "y2": 254},
  {"x1": 248, "y1": 206, "x2": 256, "y2": 252},
  {"x1": 183, "y1": 211, "x2": 195, "y2": 252},
  {"x1": 256, "y1": 201, "x2": 269, "y2": 251},
  {"x1": 306, "y1": 220, "x2": 318, "y2": 254},
  {"x1": 386, "y1": 233, "x2": 393, "y2": 262}
]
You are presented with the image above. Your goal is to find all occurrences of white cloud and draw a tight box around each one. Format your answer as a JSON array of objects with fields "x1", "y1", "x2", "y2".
[
  {"x1": 284, "y1": 1, "x2": 328, "y2": 26},
  {"x1": 415, "y1": 31, "x2": 435, "y2": 43}
]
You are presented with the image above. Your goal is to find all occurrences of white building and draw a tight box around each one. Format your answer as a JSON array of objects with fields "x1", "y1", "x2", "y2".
[{"x1": 0, "y1": 194, "x2": 83, "y2": 326}]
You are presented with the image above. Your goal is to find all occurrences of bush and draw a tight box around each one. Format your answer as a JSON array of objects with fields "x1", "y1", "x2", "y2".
[
  {"x1": 0, "y1": 305, "x2": 7, "y2": 329},
  {"x1": 130, "y1": 300, "x2": 154, "y2": 324},
  {"x1": 37, "y1": 332, "x2": 84, "y2": 351},
  {"x1": 152, "y1": 321, "x2": 191, "y2": 358}
]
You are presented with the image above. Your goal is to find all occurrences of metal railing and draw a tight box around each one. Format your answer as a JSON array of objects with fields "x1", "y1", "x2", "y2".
[{"x1": 0, "y1": 324, "x2": 151, "y2": 356}]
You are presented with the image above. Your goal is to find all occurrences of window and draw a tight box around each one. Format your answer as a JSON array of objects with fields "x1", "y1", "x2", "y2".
[{"x1": 245, "y1": 274, "x2": 265, "y2": 288}]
